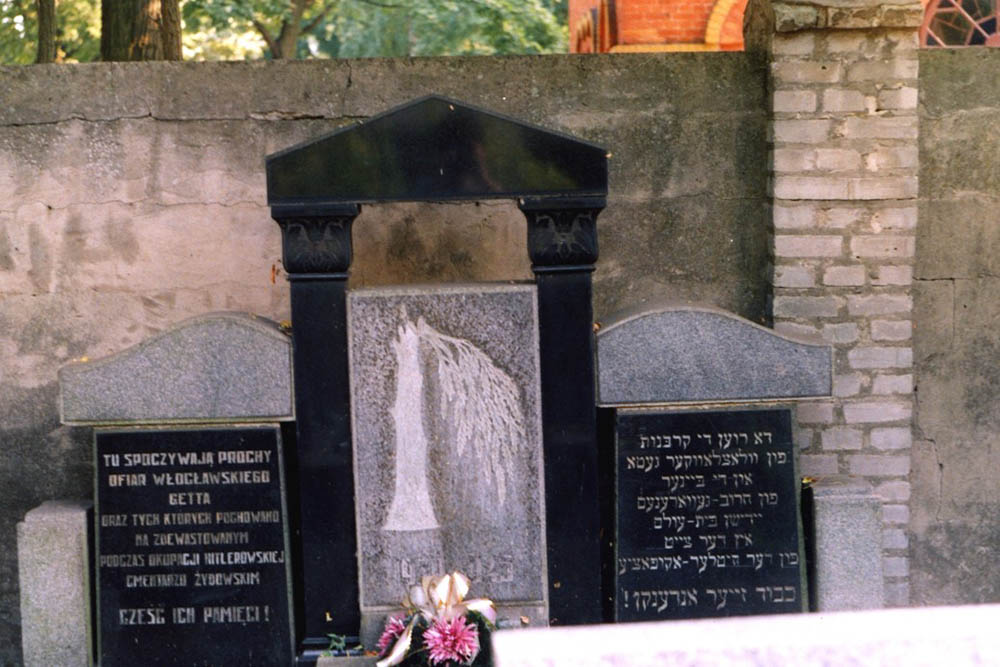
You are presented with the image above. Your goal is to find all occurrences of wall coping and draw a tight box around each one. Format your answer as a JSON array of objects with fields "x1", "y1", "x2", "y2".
[{"x1": 773, "y1": 0, "x2": 923, "y2": 31}]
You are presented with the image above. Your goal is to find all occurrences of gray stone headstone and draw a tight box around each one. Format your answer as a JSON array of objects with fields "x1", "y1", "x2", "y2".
[
  {"x1": 59, "y1": 312, "x2": 293, "y2": 424},
  {"x1": 349, "y1": 284, "x2": 546, "y2": 644},
  {"x1": 17, "y1": 500, "x2": 93, "y2": 667},
  {"x1": 596, "y1": 304, "x2": 832, "y2": 405},
  {"x1": 810, "y1": 476, "x2": 885, "y2": 611}
]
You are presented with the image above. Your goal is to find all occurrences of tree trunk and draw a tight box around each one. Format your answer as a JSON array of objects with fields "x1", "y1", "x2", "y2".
[
  {"x1": 101, "y1": 0, "x2": 182, "y2": 61},
  {"x1": 101, "y1": 0, "x2": 134, "y2": 61},
  {"x1": 161, "y1": 0, "x2": 182, "y2": 60},
  {"x1": 129, "y1": 0, "x2": 164, "y2": 60},
  {"x1": 35, "y1": 0, "x2": 57, "y2": 63},
  {"x1": 274, "y1": 0, "x2": 311, "y2": 59}
]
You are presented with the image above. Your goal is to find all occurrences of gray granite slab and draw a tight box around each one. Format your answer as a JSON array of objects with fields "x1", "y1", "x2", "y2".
[
  {"x1": 59, "y1": 312, "x2": 293, "y2": 424},
  {"x1": 18, "y1": 500, "x2": 93, "y2": 667},
  {"x1": 348, "y1": 284, "x2": 546, "y2": 644},
  {"x1": 810, "y1": 476, "x2": 885, "y2": 611},
  {"x1": 596, "y1": 304, "x2": 832, "y2": 405}
]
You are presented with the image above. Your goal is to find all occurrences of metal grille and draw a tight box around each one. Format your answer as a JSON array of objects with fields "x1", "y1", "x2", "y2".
[{"x1": 922, "y1": 0, "x2": 1000, "y2": 46}]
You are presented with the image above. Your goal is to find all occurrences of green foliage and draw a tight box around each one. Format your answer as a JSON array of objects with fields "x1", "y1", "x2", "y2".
[
  {"x1": 0, "y1": 0, "x2": 99, "y2": 64},
  {"x1": 0, "y1": 0, "x2": 566, "y2": 64},
  {"x1": 321, "y1": 0, "x2": 567, "y2": 58},
  {"x1": 321, "y1": 632, "x2": 362, "y2": 657},
  {"x1": 184, "y1": 0, "x2": 567, "y2": 59}
]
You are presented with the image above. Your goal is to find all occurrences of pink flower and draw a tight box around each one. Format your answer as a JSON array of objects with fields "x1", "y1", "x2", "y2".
[
  {"x1": 377, "y1": 615, "x2": 408, "y2": 655},
  {"x1": 423, "y1": 615, "x2": 480, "y2": 665}
]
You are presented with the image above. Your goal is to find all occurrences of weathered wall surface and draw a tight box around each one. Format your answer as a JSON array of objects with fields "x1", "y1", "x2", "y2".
[
  {"x1": 913, "y1": 48, "x2": 1000, "y2": 606},
  {"x1": 0, "y1": 54, "x2": 767, "y2": 663}
]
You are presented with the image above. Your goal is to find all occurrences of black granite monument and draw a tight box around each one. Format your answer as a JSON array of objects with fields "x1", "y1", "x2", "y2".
[
  {"x1": 595, "y1": 305, "x2": 833, "y2": 622},
  {"x1": 265, "y1": 95, "x2": 609, "y2": 661}
]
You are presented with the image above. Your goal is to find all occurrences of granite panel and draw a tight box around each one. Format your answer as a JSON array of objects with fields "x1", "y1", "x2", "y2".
[
  {"x1": 596, "y1": 305, "x2": 832, "y2": 405},
  {"x1": 810, "y1": 476, "x2": 885, "y2": 611},
  {"x1": 59, "y1": 313, "x2": 293, "y2": 425},
  {"x1": 348, "y1": 284, "x2": 546, "y2": 644},
  {"x1": 17, "y1": 500, "x2": 93, "y2": 667}
]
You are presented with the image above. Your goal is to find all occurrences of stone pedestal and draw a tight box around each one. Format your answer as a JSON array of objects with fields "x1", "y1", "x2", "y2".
[
  {"x1": 809, "y1": 476, "x2": 885, "y2": 610},
  {"x1": 746, "y1": 0, "x2": 921, "y2": 606},
  {"x1": 17, "y1": 500, "x2": 93, "y2": 667}
]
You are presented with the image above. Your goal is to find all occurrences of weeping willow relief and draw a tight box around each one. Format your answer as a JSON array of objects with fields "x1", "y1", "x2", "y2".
[
  {"x1": 349, "y1": 286, "x2": 546, "y2": 614},
  {"x1": 382, "y1": 311, "x2": 526, "y2": 532}
]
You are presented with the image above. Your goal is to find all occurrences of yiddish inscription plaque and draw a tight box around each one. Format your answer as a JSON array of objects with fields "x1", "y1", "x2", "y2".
[
  {"x1": 615, "y1": 408, "x2": 805, "y2": 621},
  {"x1": 95, "y1": 427, "x2": 294, "y2": 666}
]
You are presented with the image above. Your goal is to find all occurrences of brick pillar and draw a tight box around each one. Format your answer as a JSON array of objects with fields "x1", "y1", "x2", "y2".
[{"x1": 747, "y1": 0, "x2": 923, "y2": 606}]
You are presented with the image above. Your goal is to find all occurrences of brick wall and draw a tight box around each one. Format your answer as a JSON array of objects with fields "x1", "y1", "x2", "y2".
[
  {"x1": 616, "y1": 0, "x2": 719, "y2": 43},
  {"x1": 755, "y1": 0, "x2": 924, "y2": 605},
  {"x1": 570, "y1": 0, "x2": 748, "y2": 50}
]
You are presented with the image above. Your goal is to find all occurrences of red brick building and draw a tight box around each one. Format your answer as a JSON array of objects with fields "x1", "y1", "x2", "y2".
[
  {"x1": 571, "y1": 0, "x2": 989, "y2": 52},
  {"x1": 569, "y1": 0, "x2": 749, "y2": 52}
]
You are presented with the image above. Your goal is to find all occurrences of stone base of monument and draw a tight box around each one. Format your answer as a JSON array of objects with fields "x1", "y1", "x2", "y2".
[
  {"x1": 315, "y1": 656, "x2": 376, "y2": 666},
  {"x1": 805, "y1": 476, "x2": 885, "y2": 611},
  {"x1": 17, "y1": 500, "x2": 94, "y2": 667}
]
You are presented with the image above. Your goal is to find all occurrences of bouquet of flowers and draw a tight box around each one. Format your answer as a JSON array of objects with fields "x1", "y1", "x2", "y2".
[{"x1": 376, "y1": 571, "x2": 497, "y2": 667}]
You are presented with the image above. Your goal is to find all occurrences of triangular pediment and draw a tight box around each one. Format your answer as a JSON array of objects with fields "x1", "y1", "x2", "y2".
[{"x1": 266, "y1": 95, "x2": 608, "y2": 206}]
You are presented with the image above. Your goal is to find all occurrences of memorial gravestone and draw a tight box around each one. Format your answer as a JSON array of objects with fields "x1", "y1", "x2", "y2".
[
  {"x1": 616, "y1": 408, "x2": 803, "y2": 620},
  {"x1": 31, "y1": 95, "x2": 608, "y2": 666},
  {"x1": 266, "y1": 94, "x2": 609, "y2": 655},
  {"x1": 59, "y1": 313, "x2": 297, "y2": 665},
  {"x1": 596, "y1": 305, "x2": 832, "y2": 620},
  {"x1": 349, "y1": 285, "x2": 547, "y2": 642},
  {"x1": 95, "y1": 427, "x2": 294, "y2": 666}
]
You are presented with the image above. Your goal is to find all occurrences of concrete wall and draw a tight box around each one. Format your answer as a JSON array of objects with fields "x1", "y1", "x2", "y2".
[
  {"x1": 7, "y1": 44, "x2": 999, "y2": 665},
  {"x1": 0, "y1": 54, "x2": 768, "y2": 663},
  {"x1": 912, "y1": 48, "x2": 1000, "y2": 606}
]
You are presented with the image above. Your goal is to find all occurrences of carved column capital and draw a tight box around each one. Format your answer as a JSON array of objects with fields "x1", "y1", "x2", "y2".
[
  {"x1": 272, "y1": 204, "x2": 360, "y2": 277},
  {"x1": 520, "y1": 198, "x2": 604, "y2": 272}
]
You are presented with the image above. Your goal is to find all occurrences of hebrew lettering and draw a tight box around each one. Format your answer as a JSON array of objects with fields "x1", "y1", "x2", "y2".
[{"x1": 615, "y1": 409, "x2": 804, "y2": 621}]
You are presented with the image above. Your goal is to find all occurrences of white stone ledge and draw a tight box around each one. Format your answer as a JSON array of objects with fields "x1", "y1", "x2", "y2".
[{"x1": 493, "y1": 604, "x2": 1000, "y2": 666}]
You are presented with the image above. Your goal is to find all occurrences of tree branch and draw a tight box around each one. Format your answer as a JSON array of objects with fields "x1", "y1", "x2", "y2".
[
  {"x1": 301, "y1": 0, "x2": 339, "y2": 35},
  {"x1": 252, "y1": 18, "x2": 281, "y2": 57},
  {"x1": 357, "y1": 0, "x2": 405, "y2": 7}
]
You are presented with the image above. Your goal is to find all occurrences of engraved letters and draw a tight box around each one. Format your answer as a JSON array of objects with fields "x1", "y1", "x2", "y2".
[
  {"x1": 95, "y1": 429, "x2": 292, "y2": 665},
  {"x1": 616, "y1": 410, "x2": 805, "y2": 621}
]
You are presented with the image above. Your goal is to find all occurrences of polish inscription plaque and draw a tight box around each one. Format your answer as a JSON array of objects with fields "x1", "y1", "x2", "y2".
[
  {"x1": 615, "y1": 408, "x2": 805, "y2": 621},
  {"x1": 95, "y1": 427, "x2": 294, "y2": 666}
]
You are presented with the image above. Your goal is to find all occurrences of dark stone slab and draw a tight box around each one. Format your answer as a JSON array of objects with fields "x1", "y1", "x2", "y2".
[
  {"x1": 60, "y1": 313, "x2": 294, "y2": 425},
  {"x1": 94, "y1": 427, "x2": 294, "y2": 666},
  {"x1": 266, "y1": 95, "x2": 607, "y2": 206},
  {"x1": 615, "y1": 408, "x2": 805, "y2": 621},
  {"x1": 595, "y1": 305, "x2": 832, "y2": 406}
]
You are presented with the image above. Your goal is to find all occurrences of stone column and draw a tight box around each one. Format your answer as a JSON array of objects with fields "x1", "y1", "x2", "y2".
[
  {"x1": 746, "y1": 0, "x2": 923, "y2": 606},
  {"x1": 520, "y1": 197, "x2": 605, "y2": 624},
  {"x1": 273, "y1": 204, "x2": 362, "y2": 650}
]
